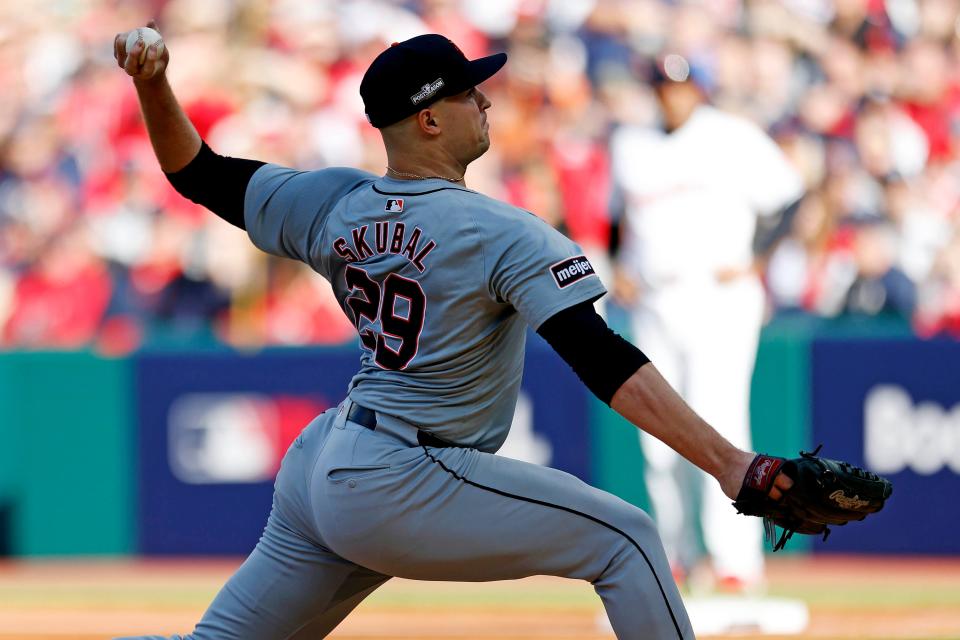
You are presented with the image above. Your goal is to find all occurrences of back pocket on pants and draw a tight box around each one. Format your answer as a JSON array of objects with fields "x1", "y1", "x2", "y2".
[{"x1": 326, "y1": 465, "x2": 391, "y2": 483}]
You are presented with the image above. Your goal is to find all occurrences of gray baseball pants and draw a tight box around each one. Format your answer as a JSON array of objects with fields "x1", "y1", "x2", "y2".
[{"x1": 118, "y1": 399, "x2": 692, "y2": 639}]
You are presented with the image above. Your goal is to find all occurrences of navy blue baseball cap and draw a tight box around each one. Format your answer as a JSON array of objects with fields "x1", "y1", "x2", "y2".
[{"x1": 360, "y1": 34, "x2": 507, "y2": 129}]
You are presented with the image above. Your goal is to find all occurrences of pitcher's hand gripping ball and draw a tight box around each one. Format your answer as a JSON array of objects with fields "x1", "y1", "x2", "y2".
[
  {"x1": 125, "y1": 26, "x2": 164, "y2": 65},
  {"x1": 733, "y1": 445, "x2": 893, "y2": 551}
]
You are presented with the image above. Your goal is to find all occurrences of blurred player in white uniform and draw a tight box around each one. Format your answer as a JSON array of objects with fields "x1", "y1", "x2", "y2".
[{"x1": 610, "y1": 55, "x2": 804, "y2": 588}]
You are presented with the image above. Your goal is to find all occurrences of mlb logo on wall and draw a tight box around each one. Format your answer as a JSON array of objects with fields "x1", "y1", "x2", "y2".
[
  {"x1": 167, "y1": 393, "x2": 326, "y2": 484},
  {"x1": 385, "y1": 199, "x2": 404, "y2": 212}
]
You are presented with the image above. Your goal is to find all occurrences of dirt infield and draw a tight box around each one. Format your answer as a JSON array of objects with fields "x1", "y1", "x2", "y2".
[{"x1": 1, "y1": 555, "x2": 958, "y2": 639}]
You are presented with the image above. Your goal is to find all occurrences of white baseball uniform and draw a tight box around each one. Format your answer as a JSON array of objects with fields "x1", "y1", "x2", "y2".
[{"x1": 611, "y1": 105, "x2": 803, "y2": 583}]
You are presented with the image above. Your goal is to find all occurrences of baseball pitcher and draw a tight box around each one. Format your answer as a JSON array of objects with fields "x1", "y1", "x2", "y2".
[{"x1": 113, "y1": 26, "x2": 890, "y2": 640}]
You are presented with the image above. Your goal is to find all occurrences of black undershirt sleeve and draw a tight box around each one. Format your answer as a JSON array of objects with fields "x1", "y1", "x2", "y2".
[
  {"x1": 537, "y1": 300, "x2": 651, "y2": 405},
  {"x1": 164, "y1": 141, "x2": 266, "y2": 230}
]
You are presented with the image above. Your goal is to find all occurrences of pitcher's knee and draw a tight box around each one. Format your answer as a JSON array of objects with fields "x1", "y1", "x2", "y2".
[
  {"x1": 588, "y1": 509, "x2": 661, "y2": 580},
  {"x1": 618, "y1": 506, "x2": 661, "y2": 546},
  {"x1": 610, "y1": 509, "x2": 670, "y2": 572}
]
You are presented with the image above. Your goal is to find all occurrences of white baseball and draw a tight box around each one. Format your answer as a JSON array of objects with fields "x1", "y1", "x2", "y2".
[{"x1": 125, "y1": 27, "x2": 164, "y2": 65}]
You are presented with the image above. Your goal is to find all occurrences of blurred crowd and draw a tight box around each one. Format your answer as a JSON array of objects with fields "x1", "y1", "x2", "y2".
[{"x1": 2, "y1": 0, "x2": 960, "y2": 353}]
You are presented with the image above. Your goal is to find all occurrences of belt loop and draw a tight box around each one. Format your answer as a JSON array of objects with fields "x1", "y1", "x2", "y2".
[{"x1": 334, "y1": 399, "x2": 351, "y2": 429}]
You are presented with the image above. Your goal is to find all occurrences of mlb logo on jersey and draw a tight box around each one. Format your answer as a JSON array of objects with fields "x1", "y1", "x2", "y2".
[{"x1": 385, "y1": 199, "x2": 405, "y2": 212}]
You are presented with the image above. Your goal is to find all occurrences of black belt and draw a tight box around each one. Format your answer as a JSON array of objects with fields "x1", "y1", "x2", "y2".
[{"x1": 346, "y1": 402, "x2": 458, "y2": 448}]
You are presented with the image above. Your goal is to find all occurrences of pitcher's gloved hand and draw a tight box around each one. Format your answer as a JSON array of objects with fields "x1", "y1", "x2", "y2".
[{"x1": 733, "y1": 445, "x2": 894, "y2": 551}]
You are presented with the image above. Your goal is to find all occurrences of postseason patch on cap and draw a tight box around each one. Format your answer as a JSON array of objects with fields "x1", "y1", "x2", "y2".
[
  {"x1": 411, "y1": 78, "x2": 445, "y2": 105},
  {"x1": 550, "y1": 255, "x2": 596, "y2": 289}
]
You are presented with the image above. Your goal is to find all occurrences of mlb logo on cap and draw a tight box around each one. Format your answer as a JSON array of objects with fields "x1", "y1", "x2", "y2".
[{"x1": 385, "y1": 199, "x2": 404, "y2": 212}]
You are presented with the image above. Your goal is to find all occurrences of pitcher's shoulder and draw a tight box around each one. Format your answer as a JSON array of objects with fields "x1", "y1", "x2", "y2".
[
  {"x1": 250, "y1": 165, "x2": 376, "y2": 199},
  {"x1": 450, "y1": 189, "x2": 544, "y2": 227},
  {"x1": 316, "y1": 166, "x2": 379, "y2": 191}
]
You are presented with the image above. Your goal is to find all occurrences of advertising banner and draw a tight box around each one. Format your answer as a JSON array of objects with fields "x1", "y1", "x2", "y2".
[
  {"x1": 136, "y1": 339, "x2": 590, "y2": 555},
  {"x1": 137, "y1": 349, "x2": 355, "y2": 554},
  {"x1": 811, "y1": 337, "x2": 960, "y2": 554}
]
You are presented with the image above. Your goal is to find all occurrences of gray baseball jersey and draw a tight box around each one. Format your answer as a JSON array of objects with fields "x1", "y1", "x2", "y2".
[
  {"x1": 244, "y1": 166, "x2": 606, "y2": 452},
  {"x1": 122, "y1": 166, "x2": 692, "y2": 640}
]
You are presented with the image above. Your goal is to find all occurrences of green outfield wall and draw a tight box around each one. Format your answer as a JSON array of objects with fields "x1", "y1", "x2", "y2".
[{"x1": 0, "y1": 352, "x2": 135, "y2": 556}]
